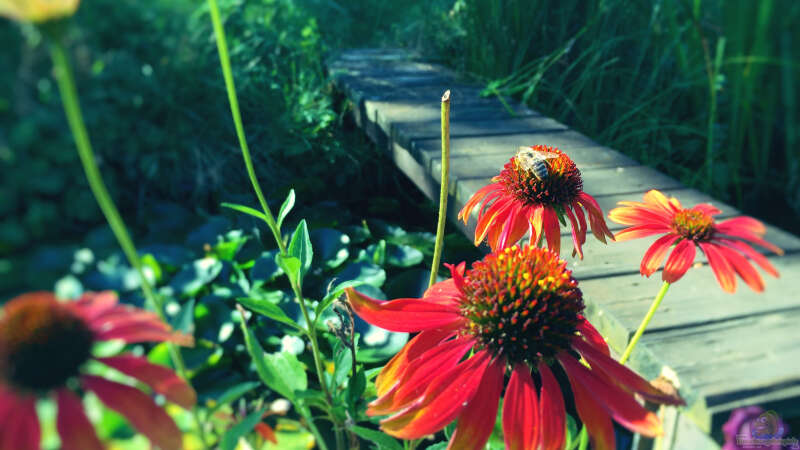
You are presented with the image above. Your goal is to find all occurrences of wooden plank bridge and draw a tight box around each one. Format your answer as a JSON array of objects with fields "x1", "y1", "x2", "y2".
[{"x1": 327, "y1": 49, "x2": 800, "y2": 449}]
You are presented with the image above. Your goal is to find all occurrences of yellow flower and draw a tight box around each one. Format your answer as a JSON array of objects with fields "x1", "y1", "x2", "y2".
[{"x1": 0, "y1": 0, "x2": 80, "y2": 23}]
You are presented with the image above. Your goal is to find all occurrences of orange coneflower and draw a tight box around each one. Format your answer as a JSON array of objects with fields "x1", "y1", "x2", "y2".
[
  {"x1": 346, "y1": 246, "x2": 683, "y2": 450},
  {"x1": 0, "y1": 291, "x2": 195, "y2": 450},
  {"x1": 609, "y1": 189, "x2": 783, "y2": 293},
  {"x1": 458, "y1": 145, "x2": 614, "y2": 257}
]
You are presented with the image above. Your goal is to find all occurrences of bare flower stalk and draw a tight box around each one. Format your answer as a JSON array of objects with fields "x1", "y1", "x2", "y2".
[{"x1": 428, "y1": 90, "x2": 451, "y2": 288}]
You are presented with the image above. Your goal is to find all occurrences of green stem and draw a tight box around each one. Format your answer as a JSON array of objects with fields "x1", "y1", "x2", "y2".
[
  {"x1": 619, "y1": 281, "x2": 671, "y2": 364},
  {"x1": 206, "y1": 2, "x2": 340, "y2": 446},
  {"x1": 206, "y1": 0, "x2": 284, "y2": 253},
  {"x1": 48, "y1": 38, "x2": 209, "y2": 449},
  {"x1": 428, "y1": 90, "x2": 451, "y2": 288}
]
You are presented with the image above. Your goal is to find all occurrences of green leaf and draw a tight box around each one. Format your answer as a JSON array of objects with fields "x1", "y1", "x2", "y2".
[
  {"x1": 221, "y1": 202, "x2": 268, "y2": 222},
  {"x1": 310, "y1": 228, "x2": 350, "y2": 269},
  {"x1": 140, "y1": 253, "x2": 163, "y2": 283},
  {"x1": 169, "y1": 258, "x2": 223, "y2": 298},
  {"x1": 277, "y1": 189, "x2": 296, "y2": 229},
  {"x1": 336, "y1": 261, "x2": 386, "y2": 288},
  {"x1": 275, "y1": 254, "x2": 302, "y2": 286},
  {"x1": 372, "y1": 239, "x2": 386, "y2": 265},
  {"x1": 386, "y1": 244, "x2": 424, "y2": 267},
  {"x1": 237, "y1": 297, "x2": 302, "y2": 331},
  {"x1": 213, "y1": 230, "x2": 249, "y2": 261},
  {"x1": 263, "y1": 352, "x2": 308, "y2": 398},
  {"x1": 350, "y1": 426, "x2": 402, "y2": 450},
  {"x1": 169, "y1": 299, "x2": 195, "y2": 334},
  {"x1": 251, "y1": 250, "x2": 283, "y2": 286},
  {"x1": 288, "y1": 220, "x2": 313, "y2": 277},
  {"x1": 239, "y1": 319, "x2": 294, "y2": 400},
  {"x1": 220, "y1": 407, "x2": 266, "y2": 450},
  {"x1": 345, "y1": 365, "x2": 366, "y2": 407},
  {"x1": 210, "y1": 381, "x2": 261, "y2": 414}
]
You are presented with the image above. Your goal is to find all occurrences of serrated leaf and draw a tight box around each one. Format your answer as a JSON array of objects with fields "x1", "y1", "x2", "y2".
[
  {"x1": 350, "y1": 426, "x2": 402, "y2": 450},
  {"x1": 221, "y1": 202, "x2": 268, "y2": 222},
  {"x1": 277, "y1": 189, "x2": 296, "y2": 229},
  {"x1": 237, "y1": 297, "x2": 302, "y2": 331},
  {"x1": 220, "y1": 407, "x2": 266, "y2": 450},
  {"x1": 288, "y1": 220, "x2": 313, "y2": 278}
]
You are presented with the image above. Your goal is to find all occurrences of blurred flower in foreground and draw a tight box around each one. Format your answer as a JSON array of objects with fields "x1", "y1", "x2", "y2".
[
  {"x1": 458, "y1": 145, "x2": 614, "y2": 257},
  {"x1": 608, "y1": 190, "x2": 782, "y2": 292},
  {"x1": 722, "y1": 406, "x2": 791, "y2": 450},
  {"x1": 346, "y1": 245, "x2": 683, "y2": 450},
  {"x1": 0, "y1": 0, "x2": 80, "y2": 23},
  {"x1": 0, "y1": 291, "x2": 195, "y2": 450}
]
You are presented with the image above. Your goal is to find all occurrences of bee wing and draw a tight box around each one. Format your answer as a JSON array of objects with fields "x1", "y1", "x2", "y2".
[{"x1": 532, "y1": 151, "x2": 560, "y2": 160}]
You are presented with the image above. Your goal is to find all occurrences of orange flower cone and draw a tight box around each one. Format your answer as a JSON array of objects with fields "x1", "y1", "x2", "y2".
[
  {"x1": 609, "y1": 190, "x2": 783, "y2": 293},
  {"x1": 0, "y1": 291, "x2": 195, "y2": 450},
  {"x1": 346, "y1": 246, "x2": 683, "y2": 450},
  {"x1": 458, "y1": 145, "x2": 614, "y2": 257}
]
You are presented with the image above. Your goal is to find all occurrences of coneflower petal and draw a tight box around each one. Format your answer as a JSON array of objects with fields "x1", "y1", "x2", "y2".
[
  {"x1": 97, "y1": 354, "x2": 197, "y2": 409},
  {"x1": 560, "y1": 355, "x2": 662, "y2": 437},
  {"x1": 447, "y1": 357, "x2": 505, "y2": 450},
  {"x1": 699, "y1": 243, "x2": 737, "y2": 293},
  {"x1": 716, "y1": 239, "x2": 779, "y2": 278},
  {"x1": 56, "y1": 389, "x2": 104, "y2": 450},
  {"x1": 0, "y1": 391, "x2": 40, "y2": 450},
  {"x1": 502, "y1": 364, "x2": 540, "y2": 450},
  {"x1": 558, "y1": 353, "x2": 615, "y2": 450},
  {"x1": 380, "y1": 351, "x2": 491, "y2": 439},
  {"x1": 662, "y1": 239, "x2": 696, "y2": 283},
  {"x1": 374, "y1": 327, "x2": 457, "y2": 396},
  {"x1": 83, "y1": 375, "x2": 182, "y2": 450},
  {"x1": 641, "y1": 234, "x2": 680, "y2": 276},
  {"x1": 575, "y1": 316, "x2": 609, "y2": 356},
  {"x1": 345, "y1": 287, "x2": 462, "y2": 333},
  {"x1": 714, "y1": 245, "x2": 765, "y2": 292},
  {"x1": 538, "y1": 362, "x2": 566, "y2": 450}
]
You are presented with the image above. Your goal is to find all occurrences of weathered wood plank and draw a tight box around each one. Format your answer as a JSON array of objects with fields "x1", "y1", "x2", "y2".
[{"x1": 580, "y1": 254, "x2": 800, "y2": 353}]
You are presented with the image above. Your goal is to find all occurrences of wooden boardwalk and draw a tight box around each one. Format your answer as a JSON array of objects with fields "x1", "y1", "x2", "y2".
[{"x1": 328, "y1": 49, "x2": 800, "y2": 449}]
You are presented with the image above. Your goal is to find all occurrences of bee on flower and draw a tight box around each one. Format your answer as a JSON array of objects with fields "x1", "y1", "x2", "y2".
[
  {"x1": 458, "y1": 145, "x2": 614, "y2": 258},
  {"x1": 0, "y1": 291, "x2": 195, "y2": 450}
]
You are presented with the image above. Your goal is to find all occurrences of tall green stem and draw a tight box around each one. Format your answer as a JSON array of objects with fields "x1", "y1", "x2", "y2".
[
  {"x1": 48, "y1": 38, "x2": 209, "y2": 448},
  {"x1": 206, "y1": 0, "x2": 284, "y2": 253},
  {"x1": 428, "y1": 90, "x2": 451, "y2": 288},
  {"x1": 206, "y1": 1, "x2": 340, "y2": 447},
  {"x1": 619, "y1": 281, "x2": 671, "y2": 364}
]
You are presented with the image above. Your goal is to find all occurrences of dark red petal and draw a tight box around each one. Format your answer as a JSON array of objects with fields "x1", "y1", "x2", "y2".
[
  {"x1": 475, "y1": 197, "x2": 513, "y2": 246},
  {"x1": 715, "y1": 228, "x2": 784, "y2": 255},
  {"x1": 56, "y1": 389, "x2": 104, "y2": 450},
  {"x1": 83, "y1": 375, "x2": 182, "y2": 450},
  {"x1": 640, "y1": 234, "x2": 680, "y2": 276},
  {"x1": 716, "y1": 216, "x2": 766, "y2": 234},
  {"x1": 565, "y1": 205, "x2": 584, "y2": 259},
  {"x1": 71, "y1": 291, "x2": 119, "y2": 321},
  {"x1": 714, "y1": 245, "x2": 765, "y2": 292},
  {"x1": 445, "y1": 262, "x2": 468, "y2": 293},
  {"x1": 369, "y1": 337, "x2": 474, "y2": 415},
  {"x1": 580, "y1": 193, "x2": 615, "y2": 242},
  {"x1": 699, "y1": 242, "x2": 737, "y2": 293},
  {"x1": 0, "y1": 391, "x2": 40, "y2": 450},
  {"x1": 494, "y1": 202, "x2": 528, "y2": 251},
  {"x1": 94, "y1": 322, "x2": 194, "y2": 346},
  {"x1": 459, "y1": 182, "x2": 500, "y2": 223},
  {"x1": 345, "y1": 287, "x2": 462, "y2": 333},
  {"x1": 717, "y1": 239, "x2": 779, "y2": 277},
  {"x1": 502, "y1": 364, "x2": 539, "y2": 450},
  {"x1": 571, "y1": 201, "x2": 588, "y2": 246},
  {"x1": 560, "y1": 355, "x2": 662, "y2": 437},
  {"x1": 98, "y1": 354, "x2": 197, "y2": 409},
  {"x1": 379, "y1": 351, "x2": 491, "y2": 439},
  {"x1": 447, "y1": 357, "x2": 505, "y2": 450},
  {"x1": 538, "y1": 362, "x2": 566, "y2": 450},
  {"x1": 542, "y1": 206, "x2": 562, "y2": 253},
  {"x1": 662, "y1": 239, "x2": 696, "y2": 284},
  {"x1": 575, "y1": 316, "x2": 609, "y2": 356},
  {"x1": 374, "y1": 326, "x2": 457, "y2": 396},
  {"x1": 571, "y1": 338, "x2": 684, "y2": 406},
  {"x1": 558, "y1": 355, "x2": 615, "y2": 450}
]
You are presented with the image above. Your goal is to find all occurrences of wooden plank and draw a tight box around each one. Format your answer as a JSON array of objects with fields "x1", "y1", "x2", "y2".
[
  {"x1": 394, "y1": 115, "x2": 569, "y2": 149},
  {"x1": 580, "y1": 254, "x2": 800, "y2": 353},
  {"x1": 423, "y1": 131, "x2": 638, "y2": 182}
]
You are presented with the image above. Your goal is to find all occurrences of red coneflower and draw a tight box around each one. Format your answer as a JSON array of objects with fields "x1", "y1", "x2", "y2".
[
  {"x1": 346, "y1": 245, "x2": 683, "y2": 450},
  {"x1": 0, "y1": 291, "x2": 195, "y2": 450},
  {"x1": 458, "y1": 145, "x2": 614, "y2": 257},
  {"x1": 608, "y1": 190, "x2": 783, "y2": 293}
]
